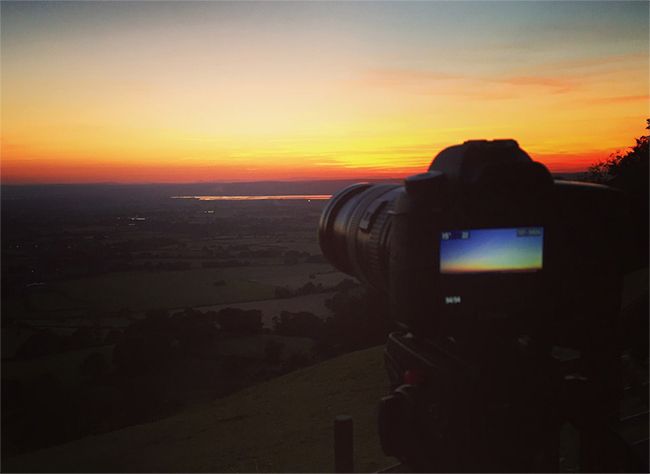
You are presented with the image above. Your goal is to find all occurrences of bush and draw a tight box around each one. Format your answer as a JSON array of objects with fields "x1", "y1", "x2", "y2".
[
  {"x1": 170, "y1": 309, "x2": 219, "y2": 354},
  {"x1": 272, "y1": 311, "x2": 325, "y2": 339},
  {"x1": 323, "y1": 287, "x2": 392, "y2": 353},
  {"x1": 113, "y1": 334, "x2": 178, "y2": 376},
  {"x1": 274, "y1": 287, "x2": 293, "y2": 298}
]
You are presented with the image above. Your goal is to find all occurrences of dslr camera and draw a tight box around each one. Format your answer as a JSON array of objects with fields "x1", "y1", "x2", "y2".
[{"x1": 319, "y1": 140, "x2": 632, "y2": 472}]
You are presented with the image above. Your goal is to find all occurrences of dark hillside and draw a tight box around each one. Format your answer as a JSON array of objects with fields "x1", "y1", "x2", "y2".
[{"x1": 4, "y1": 346, "x2": 394, "y2": 473}]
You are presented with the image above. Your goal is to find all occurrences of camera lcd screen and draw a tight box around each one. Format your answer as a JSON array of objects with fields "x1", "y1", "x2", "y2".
[{"x1": 439, "y1": 227, "x2": 543, "y2": 274}]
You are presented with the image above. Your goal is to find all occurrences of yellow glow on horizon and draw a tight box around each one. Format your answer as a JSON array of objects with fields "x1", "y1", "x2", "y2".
[{"x1": 1, "y1": 2, "x2": 647, "y2": 183}]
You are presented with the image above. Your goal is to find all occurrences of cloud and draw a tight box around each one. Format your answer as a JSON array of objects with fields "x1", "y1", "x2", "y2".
[
  {"x1": 356, "y1": 67, "x2": 580, "y2": 96},
  {"x1": 532, "y1": 52, "x2": 648, "y2": 74},
  {"x1": 583, "y1": 94, "x2": 650, "y2": 105},
  {"x1": 497, "y1": 75, "x2": 577, "y2": 93},
  {"x1": 355, "y1": 49, "x2": 649, "y2": 99}
]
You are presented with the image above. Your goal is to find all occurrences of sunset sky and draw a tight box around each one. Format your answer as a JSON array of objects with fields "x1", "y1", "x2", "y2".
[{"x1": 1, "y1": 1, "x2": 648, "y2": 184}]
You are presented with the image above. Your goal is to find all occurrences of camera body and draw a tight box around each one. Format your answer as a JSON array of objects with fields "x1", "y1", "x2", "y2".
[
  {"x1": 319, "y1": 140, "x2": 628, "y2": 471},
  {"x1": 389, "y1": 140, "x2": 625, "y2": 352}
]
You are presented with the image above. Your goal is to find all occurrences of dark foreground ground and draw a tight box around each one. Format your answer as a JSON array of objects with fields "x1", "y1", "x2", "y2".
[{"x1": 4, "y1": 346, "x2": 394, "y2": 473}]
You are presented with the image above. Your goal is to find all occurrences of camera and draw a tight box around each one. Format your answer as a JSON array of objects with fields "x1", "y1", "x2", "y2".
[{"x1": 319, "y1": 140, "x2": 632, "y2": 471}]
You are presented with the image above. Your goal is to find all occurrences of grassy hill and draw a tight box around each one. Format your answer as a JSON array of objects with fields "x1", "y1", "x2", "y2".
[{"x1": 4, "y1": 346, "x2": 395, "y2": 473}]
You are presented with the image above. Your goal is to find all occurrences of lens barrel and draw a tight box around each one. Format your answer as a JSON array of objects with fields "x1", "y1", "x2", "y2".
[{"x1": 318, "y1": 183, "x2": 402, "y2": 291}]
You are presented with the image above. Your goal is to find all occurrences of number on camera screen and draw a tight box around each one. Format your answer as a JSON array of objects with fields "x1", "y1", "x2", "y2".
[{"x1": 439, "y1": 227, "x2": 543, "y2": 274}]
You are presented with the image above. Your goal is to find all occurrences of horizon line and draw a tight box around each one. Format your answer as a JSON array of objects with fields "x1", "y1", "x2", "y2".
[{"x1": 0, "y1": 171, "x2": 589, "y2": 187}]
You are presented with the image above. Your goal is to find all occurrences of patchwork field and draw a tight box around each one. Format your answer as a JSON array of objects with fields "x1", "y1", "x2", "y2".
[
  {"x1": 51, "y1": 269, "x2": 275, "y2": 313},
  {"x1": 11, "y1": 264, "x2": 345, "y2": 319},
  {"x1": 2, "y1": 191, "x2": 373, "y2": 464}
]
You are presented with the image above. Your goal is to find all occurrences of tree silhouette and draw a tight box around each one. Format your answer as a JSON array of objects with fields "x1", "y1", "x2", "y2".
[
  {"x1": 588, "y1": 119, "x2": 649, "y2": 267},
  {"x1": 588, "y1": 119, "x2": 649, "y2": 193}
]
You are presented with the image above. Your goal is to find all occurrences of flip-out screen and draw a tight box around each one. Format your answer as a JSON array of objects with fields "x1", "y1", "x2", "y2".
[{"x1": 440, "y1": 227, "x2": 543, "y2": 274}]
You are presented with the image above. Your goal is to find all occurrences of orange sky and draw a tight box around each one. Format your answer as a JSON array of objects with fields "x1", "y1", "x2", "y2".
[{"x1": 1, "y1": 2, "x2": 648, "y2": 184}]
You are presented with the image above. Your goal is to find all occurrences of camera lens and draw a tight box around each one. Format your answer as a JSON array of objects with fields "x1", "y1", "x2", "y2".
[{"x1": 318, "y1": 183, "x2": 401, "y2": 290}]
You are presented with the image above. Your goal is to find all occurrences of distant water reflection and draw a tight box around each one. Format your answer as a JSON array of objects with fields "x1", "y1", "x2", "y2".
[{"x1": 171, "y1": 195, "x2": 331, "y2": 201}]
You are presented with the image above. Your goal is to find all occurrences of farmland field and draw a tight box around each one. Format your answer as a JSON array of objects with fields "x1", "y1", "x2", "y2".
[
  {"x1": 1, "y1": 184, "x2": 372, "y2": 462},
  {"x1": 17, "y1": 263, "x2": 345, "y2": 318},
  {"x1": 51, "y1": 269, "x2": 276, "y2": 312},
  {"x1": 3, "y1": 345, "x2": 115, "y2": 388}
]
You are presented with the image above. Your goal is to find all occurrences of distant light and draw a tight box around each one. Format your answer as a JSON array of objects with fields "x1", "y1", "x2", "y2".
[{"x1": 170, "y1": 194, "x2": 331, "y2": 201}]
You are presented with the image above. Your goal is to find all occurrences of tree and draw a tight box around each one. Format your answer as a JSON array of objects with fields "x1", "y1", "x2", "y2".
[
  {"x1": 588, "y1": 119, "x2": 649, "y2": 193},
  {"x1": 588, "y1": 119, "x2": 649, "y2": 267},
  {"x1": 170, "y1": 308, "x2": 219, "y2": 355},
  {"x1": 272, "y1": 311, "x2": 325, "y2": 339},
  {"x1": 323, "y1": 286, "x2": 392, "y2": 353}
]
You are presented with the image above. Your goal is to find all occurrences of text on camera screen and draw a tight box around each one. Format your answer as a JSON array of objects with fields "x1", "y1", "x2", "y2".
[{"x1": 439, "y1": 227, "x2": 543, "y2": 274}]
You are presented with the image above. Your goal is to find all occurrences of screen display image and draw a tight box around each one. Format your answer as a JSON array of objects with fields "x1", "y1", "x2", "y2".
[{"x1": 439, "y1": 227, "x2": 543, "y2": 274}]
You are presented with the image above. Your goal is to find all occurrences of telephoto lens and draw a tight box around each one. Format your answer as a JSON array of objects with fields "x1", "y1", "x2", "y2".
[{"x1": 318, "y1": 182, "x2": 401, "y2": 292}]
